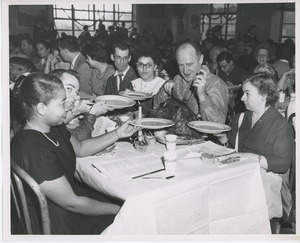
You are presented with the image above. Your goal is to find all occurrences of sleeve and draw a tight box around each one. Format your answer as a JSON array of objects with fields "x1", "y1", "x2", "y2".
[
  {"x1": 91, "y1": 67, "x2": 116, "y2": 96},
  {"x1": 199, "y1": 80, "x2": 228, "y2": 124},
  {"x1": 77, "y1": 63, "x2": 94, "y2": 94},
  {"x1": 264, "y1": 121, "x2": 294, "y2": 173},
  {"x1": 68, "y1": 113, "x2": 96, "y2": 141},
  {"x1": 104, "y1": 75, "x2": 114, "y2": 95},
  {"x1": 12, "y1": 134, "x2": 65, "y2": 184}
]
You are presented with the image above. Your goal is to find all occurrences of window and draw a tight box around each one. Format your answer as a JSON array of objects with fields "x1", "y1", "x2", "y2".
[
  {"x1": 281, "y1": 10, "x2": 295, "y2": 42},
  {"x1": 201, "y1": 4, "x2": 237, "y2": 41},
  {"x1": 53, "y1": 4, "x2": 134, "y2": 37}
]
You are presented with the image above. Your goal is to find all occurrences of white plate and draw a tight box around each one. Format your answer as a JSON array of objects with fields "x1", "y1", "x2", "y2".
[
  {"x1": 119, "y1": 91, "x2": 152, "y2": 100},
  {"x1": 188, "y1": 121, "x2": 231, "y2": 134},
  {"x1": 130, "y1": 118, "x2": 174, "y2": 129},
  {"x1": 96, "y1": 95, "x2": 136, "y2": 109}
]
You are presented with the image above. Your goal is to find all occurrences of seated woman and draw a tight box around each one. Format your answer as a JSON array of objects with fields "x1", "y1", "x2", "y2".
[
  {"x1": 35, "y1": 39, "x2": 53, "y2": 72},
  {"x1": 49, "y1": 69, "x2": 114, "y2": 140},
  {"x1": 217, "y1": 72, "x2": 294, "y2": 221},
  {"x1": 11, "y1": 35, "x2": 40, "y2": 69},
  {"x1": 84, "y1": 43, "x2": 115, "y2": 96},
  {"x1": 11, "y1": 72, "x2": 138, "y2": 234},
  {"x1": 128, "y1": 44, "x2": 165, "y2": 114},
  {"x1": 253, "y1": 42, "x2": 272, "y2": 66},
  {"x1": 9, "y1": 57, "x2": 36, "y2": 90}
]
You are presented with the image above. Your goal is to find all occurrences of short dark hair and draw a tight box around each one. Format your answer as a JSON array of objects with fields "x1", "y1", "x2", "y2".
[
  {"x1": 10, "y1": 57, "x2": 36, "y2": 73},
  {"x1": 216, "y1": 50, "x2": 233, "y2": 63},
  {"x1": 244, "y1": 72, "x2": 279, "y2": 107},
  {"x1": 111, "y1": 41, "x2": 131, "y2": 55},
  {"x1": 58, "y1": 36, "x2": 80, "y2": 53},
  {"x1": 83, "y1": 43, "x2": 108, "y2": 63},
  {"x1": 35, "y1": 39, "x2": 53, "y2": 51},
  {"x1": 18, "y1": 35, "x2": 33, "y2": 46},
  {"x1": 49, "y1": 69, "x2": 78, "y2": 80}
]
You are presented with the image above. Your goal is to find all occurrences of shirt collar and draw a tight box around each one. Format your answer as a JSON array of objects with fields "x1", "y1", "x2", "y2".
[
  {"x1": 71, "y1": 53, "x2": 80, "y2": 69},
  {"x1": 114, "y1": 65, "x2": 130, "y2": 77}
]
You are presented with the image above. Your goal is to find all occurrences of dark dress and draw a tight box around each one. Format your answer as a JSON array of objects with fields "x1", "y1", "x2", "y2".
[
  {"x1": 228, "y1": 107, "x2": 294, "y2": 173},
  {"x1": 11, "y1": 123, "x2": 118, "y2": 234}
]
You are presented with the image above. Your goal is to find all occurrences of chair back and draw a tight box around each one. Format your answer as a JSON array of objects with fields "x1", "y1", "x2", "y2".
[
  {"x1": 11, "y1": 160, "x2": 51, "y2": 234},
  {"x1": 287, "y1": 113, "x2": 295, "y2": 192}
]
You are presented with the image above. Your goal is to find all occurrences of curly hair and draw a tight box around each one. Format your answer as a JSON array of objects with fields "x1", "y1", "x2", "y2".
[
  {"x1": 253, "y1": 63, "x2": 279, "y2": 83},
  {"x1": 16, "y1": 72, "x2": 64, "y2": 120},
  {"x1": 244, "y1": 72, "x2": 279, "y2": 107},
  {"x1": 132, "y1": 44, "x2": 161, "y2": 65}
]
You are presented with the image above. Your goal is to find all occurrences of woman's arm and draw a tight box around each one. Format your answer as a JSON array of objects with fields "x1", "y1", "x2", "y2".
[
  {"x1": 40, "y1": 176, "x2": 120, "y2": 216},
  {"x1": 70, "y1": 120, "x2": 138, "y2": 157},
  {"x1": 277, "y1": 68, "x2": 295, "y2": 91}
]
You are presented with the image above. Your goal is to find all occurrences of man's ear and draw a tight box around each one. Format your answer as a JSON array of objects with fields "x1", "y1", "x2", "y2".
[
  {"x1": 36, "y1": 103, "x2": 46, "y2": 116},
  {"x1": 198, "y1": 54, "x2": 204, "y2": 65},
  {"x1": 127, "y1": 55, "x2": 131, "y2": 62},
  {"x1": 111, "y1": 54, "x2": 114, "y2": 62}
]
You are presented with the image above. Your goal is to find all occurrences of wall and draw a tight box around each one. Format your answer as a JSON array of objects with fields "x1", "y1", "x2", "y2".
[
  {"x1": 135, "y1": 4, "x2": 209, "y2": 44},
  {"x1": 236, "y1": 3, "x2": 278, "y2": 42},
  {"x1": 9, "y1": 5, "x2": 53, "y2": 38}
]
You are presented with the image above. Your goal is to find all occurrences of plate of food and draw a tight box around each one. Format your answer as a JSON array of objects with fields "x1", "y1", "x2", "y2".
[
  {"x1": 119, "y1": 91, "x2": 152, "y2": 100},
  {"x1": 96, "y1": 95, "x2": 136, "y2": 109},
  {"x1": 188, "y1": 121, "x2": 231, "y2": 134},
  {"x1": 130, "y1": 118, "x2": 174, "y2": 129}
]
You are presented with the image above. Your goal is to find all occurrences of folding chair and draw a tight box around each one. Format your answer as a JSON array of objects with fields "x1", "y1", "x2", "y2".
[{"x1": 11, "y1": 160, "x2": 51, "y2": 234}]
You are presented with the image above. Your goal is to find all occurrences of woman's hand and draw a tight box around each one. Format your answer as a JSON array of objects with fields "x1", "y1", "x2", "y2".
[
  {"x1": 89, "y1": 101, "x2": 114, "y2": 117},
  {"x1": 214, "y1": 132, "x2": 228, "y2": 145},
  {"x1": 116, "y1": 120, "x2": 139, "y2": 139}
]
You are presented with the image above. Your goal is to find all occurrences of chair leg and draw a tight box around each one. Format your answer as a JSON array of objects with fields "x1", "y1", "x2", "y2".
[{"x1": 270, "y1": 218, "x2": 281, "y2": 234}]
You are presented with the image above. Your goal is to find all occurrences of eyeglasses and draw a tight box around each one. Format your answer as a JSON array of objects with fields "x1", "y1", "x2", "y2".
[
  {"x1": 136, "y1": 62, "x2": 154, "y2": 69},
  {"x1": 218, "y1": 62, "x2": 230, "y2": 70},
  {"x1": 114, "y1": 55, "x2": 130, "y2": 62}
]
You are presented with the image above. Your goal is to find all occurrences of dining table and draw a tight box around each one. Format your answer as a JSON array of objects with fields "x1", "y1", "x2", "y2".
[{"x1": 75, "y1": 139, "x2": 271, "y2": 235}]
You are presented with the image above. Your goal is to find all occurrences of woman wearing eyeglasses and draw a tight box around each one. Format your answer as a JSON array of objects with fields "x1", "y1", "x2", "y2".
[
  {"x1": 129, "y1": 44, "x2": 165, "y2": 95},
  {"x1": 127, "y1": 44, "x2": 165, "y2": 114}
]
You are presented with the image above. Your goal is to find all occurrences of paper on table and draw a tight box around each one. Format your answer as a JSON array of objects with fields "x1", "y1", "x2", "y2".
[
  {"x1": 92, "y1": 116, "x2": 117, "y2": 137},
  {"x1": 178, "y1": 141, "x2": 235, "y2": 159},
  {"x1": 92, "y1": 153, "x2": 164, "y2": 181},
  {"x1": 193, "y1": 140, "x2": 235, "y2": 157}
]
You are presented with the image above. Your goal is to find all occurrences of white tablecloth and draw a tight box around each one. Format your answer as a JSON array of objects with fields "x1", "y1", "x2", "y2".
[{"x1": 76, "y1": 141, "x2": 271, "y2": 234}]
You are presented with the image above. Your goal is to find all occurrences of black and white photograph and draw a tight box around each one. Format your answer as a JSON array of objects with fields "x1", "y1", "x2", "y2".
[{"x1": 2, "y1": 0, "x2": 298, "y2": 241}]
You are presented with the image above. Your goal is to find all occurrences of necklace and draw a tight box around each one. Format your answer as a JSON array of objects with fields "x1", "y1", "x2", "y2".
[{"x1": 26, "y1": 120, "x2": 60, "y2": 147}]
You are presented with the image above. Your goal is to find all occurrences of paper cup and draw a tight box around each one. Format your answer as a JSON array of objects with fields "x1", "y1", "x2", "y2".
[
  {"x1": 279, "y1": 91, "x2": 285, "y2": 103},
  {"x1": 165, "y1": 134, "x2": 177, "y2": 151},
  {"x1": 164, "y1": 151, "x2": 177, "y2": 174},
  {"x1": 119, "y1": 115, "x2": 130, "y2": 122}
]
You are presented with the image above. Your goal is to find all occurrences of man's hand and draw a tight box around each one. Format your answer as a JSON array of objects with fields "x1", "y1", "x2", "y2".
[
  {"x1": 163, "y1": 80, "x2": 175, "y2": 96},
  {"x1": 192, "y1": 69, "x2": 207, "y2": 97}
]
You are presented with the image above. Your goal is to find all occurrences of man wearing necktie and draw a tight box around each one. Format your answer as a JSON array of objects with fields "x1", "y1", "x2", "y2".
[{"x1": 105, "y1": 41, "x2": 137, "y2": 95}]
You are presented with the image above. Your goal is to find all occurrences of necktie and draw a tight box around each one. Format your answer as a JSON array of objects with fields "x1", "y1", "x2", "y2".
[{"x1": 117, "y1": 74, "x2": 123, "y2": 91}]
